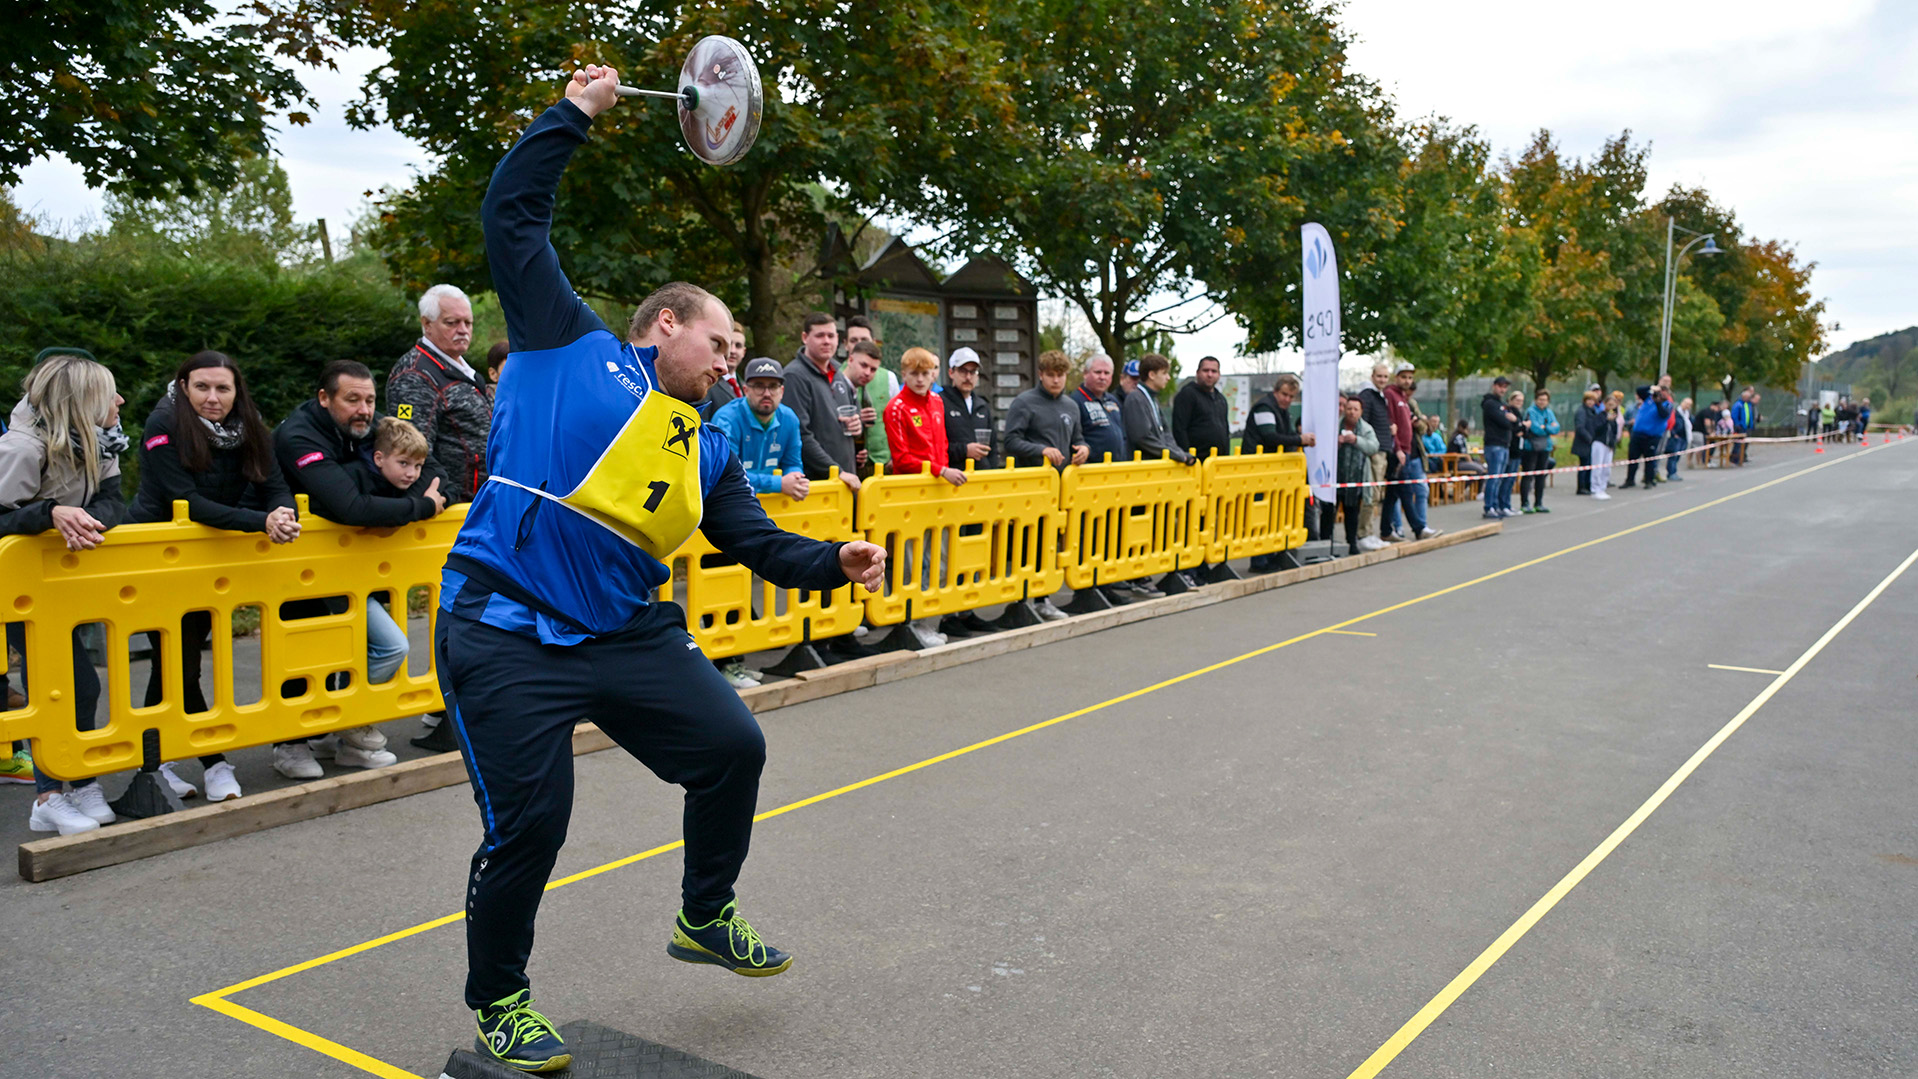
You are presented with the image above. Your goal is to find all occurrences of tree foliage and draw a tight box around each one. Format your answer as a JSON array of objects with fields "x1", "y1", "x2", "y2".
[
  {"x1": 932, "y1": 0, "x2": 1400, "y2": 361},
  {"x1": 1373, "y1": 121, "x2": 1538, "y2": 425},
  {"x1": 1664, "y1": 274, "x2": 1726, "y2": 401},
  {"x1": 1, "y1": 0, "x2": 344, "y2": 196},
  {"x1": 103, "y1": 156, "x2": 316, "y2": 266},
  {"x1": 343, "y1": 0, "x2": 1014, "y2": 353}
]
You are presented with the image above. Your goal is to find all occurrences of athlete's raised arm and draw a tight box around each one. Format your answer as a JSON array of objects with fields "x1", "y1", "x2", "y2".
[{"x1": 480, "y1": 66, "x2": 625, "y2": 355}]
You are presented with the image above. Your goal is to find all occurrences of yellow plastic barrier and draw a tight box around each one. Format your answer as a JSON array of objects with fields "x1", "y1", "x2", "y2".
[
  {"x1": 857, "y1": 463, "x2": 1064, "y2": 625},
  {"x1": 1060, "y1": 456, "x2": 1205, "y2": 590},
  {"x1": 1, "y1": 498, "x2": 460, "y2": 782},
  {"x1": 1201, "y1": 449, "x2": 1310, "y2": 565},
  {"x1": 655, "y1": 477, "x2": 862, "y2": 658}
]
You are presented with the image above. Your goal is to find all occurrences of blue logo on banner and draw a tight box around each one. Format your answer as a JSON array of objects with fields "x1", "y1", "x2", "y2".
[
  {"x1": 1306, "y1": 236, "x2": 1329, "y2": 280},
  {"x1": 1314, "y1": 460, "x2": 1332, "y2": 486}
]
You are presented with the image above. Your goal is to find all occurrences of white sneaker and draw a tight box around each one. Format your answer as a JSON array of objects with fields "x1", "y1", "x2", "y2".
[
  {"x1": 273, "y1": 742, "x2": 324, "y2": 780},
  {"x1": 1592, "y1": 491, "x2": 1611, "y2": 500},
  {"x1": 1417, "y1": 527, "x2": 1444, "y2": 539},
  {"x1": 1034, "y1": 599, "x2": 1070, "y2": 622},
  {"x1": 339, "y1": 724, "x2": 388, "y2": 752},
  {"x1": 29, "y1": 792, "x2": 100, "y2": 835},
  {"x1": 68, "y1": 782, "x2": 116, "y2": 824},
  {"x1": 1356, "y1": 536, "x2": 1387, "y2": 552},
  {"x1": 158, "y1": 762, "x2": 199, "y2": 800},
  {"x1": 719, "y1": 660, "x2": 760, "y2": 689},
  {"x1": 333, "y1": 743, "x2": 398, "y2": 769},
  {"x1": 203, "y1": 760, "x2": 241, "y2": 802}
]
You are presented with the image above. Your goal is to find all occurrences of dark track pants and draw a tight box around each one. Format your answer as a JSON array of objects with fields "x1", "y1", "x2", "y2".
[
  {"x1": 1625, "y1": 432, "x2": 1660, "y2": 486},
  {"x1": 435, "y1": 604, "x2": 767, "y2": 1009}
]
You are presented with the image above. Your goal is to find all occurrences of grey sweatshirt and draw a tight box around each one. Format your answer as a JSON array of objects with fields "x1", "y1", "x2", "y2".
[{"x1": 1122, "y1": 386, "x2": 1194, "y2": 464}]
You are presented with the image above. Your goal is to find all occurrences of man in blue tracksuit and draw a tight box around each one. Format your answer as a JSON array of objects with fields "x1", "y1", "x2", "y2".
[
  {"x1": 438, "y1": 66, "x2": 886, "y2": 1073},
  {"x1": 709, "y1": 357, "x2": 809, "y2": 500}
]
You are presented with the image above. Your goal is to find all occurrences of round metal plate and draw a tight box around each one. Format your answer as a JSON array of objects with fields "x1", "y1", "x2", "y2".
[{"x1": 677, "y1": 35, "x2": 763, "y2": 167}]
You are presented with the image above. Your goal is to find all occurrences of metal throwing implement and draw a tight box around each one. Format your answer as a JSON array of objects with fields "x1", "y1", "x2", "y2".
[{"x1": 568, "y1": 35, "x2": 764, "y2": 166}]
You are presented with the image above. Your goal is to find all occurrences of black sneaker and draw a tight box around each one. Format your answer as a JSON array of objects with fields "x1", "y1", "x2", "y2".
[
  {"x1": 668, "y1": 901, "x2": 792, "y2": 977},
  {"x1": 474, "y1": 990, "x2": 570, "y2": 1073},
  {"x1": 410, "y1": 714, "x2": 459, "y2": 753},
  {"x1": 938, "y1": 615, "x2": 980, "y2": 639}
]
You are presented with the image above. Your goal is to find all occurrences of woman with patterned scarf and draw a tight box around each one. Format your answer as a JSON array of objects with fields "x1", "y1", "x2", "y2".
[
  {"x1": 129, "y1": 351, "x2": 303, "y2": 803},
  {"x1": 0, "y1": 348, "x2": 128, "y2": 835}
]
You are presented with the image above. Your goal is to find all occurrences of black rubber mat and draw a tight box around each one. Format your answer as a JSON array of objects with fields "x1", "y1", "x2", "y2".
[{"x1": 440, "y1": 1021, "x2": 762, "y2": 1079}]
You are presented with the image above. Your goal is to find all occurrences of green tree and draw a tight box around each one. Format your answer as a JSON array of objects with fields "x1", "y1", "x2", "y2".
[
  {"x1": 938, "y1": 0, "x2": 1401, "y2": 361},
  {"x1": 343, "y1": 0, "x2": 1013, "y2": 352},
  {"x1": 102, "y1": 157, "x2": 314, "y2": 266},
  {"x1": 1374, "y1": 121, "x2": 1540, "y2": 429},
  {"x1": 1664, "y1": 274, "x2": 1726, "y2": 402},
  {"x1": 1, "y1": 0, "x2": 342, "y2": 196},
  {"x1": 1501, "y1": 130, "x2": 1653, "y2": 395},
  {"x1": 1648, "y1": 187, "x2": 1825, "y2": 395}
]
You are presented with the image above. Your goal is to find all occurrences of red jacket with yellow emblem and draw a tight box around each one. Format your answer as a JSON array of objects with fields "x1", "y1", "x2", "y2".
[{"x1": 883, "y1": 386, "x2": 948, "y2": 476}]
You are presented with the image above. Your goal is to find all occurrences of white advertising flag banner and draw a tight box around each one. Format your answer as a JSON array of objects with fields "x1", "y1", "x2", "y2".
[{"x1": 1299, "y1": 223, "x2": 1341, "y2": 501}]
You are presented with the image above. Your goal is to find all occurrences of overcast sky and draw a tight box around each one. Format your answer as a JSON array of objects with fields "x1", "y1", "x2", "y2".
[{"x1": 13, "y1": 2, "x2": 1913, "y2": 368}]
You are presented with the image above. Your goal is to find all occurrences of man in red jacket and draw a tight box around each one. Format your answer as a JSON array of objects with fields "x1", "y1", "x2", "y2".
[
  {"x1": 882, "y1": 347, "x2": 967, "y2": 646},
  {"x1": 883, "y1": 348, "x2": 969, "y2": 487}
]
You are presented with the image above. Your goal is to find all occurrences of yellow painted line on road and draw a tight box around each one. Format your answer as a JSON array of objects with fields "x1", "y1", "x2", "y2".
[
  {"x1": 1708, "y1": 663, "x2": 1787, "y2": 676},
  {"x1": 193, "y1": 437, "x2": 1909, "y2": 1079},
  {"x1": 192, "y1": 992, "x2": 421, "y2": 1079},
  {"x1": 1343, "y1": 542, "x2": 1918, "y2": 1079},
  {"x1": 1326, "y1": 629, "x2": 1379, "y2": 636}
]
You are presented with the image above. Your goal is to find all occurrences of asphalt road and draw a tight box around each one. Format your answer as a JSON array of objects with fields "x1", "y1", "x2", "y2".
[{"x1": 4, "y1": 439, "x2": 1914, "y2": 1079}]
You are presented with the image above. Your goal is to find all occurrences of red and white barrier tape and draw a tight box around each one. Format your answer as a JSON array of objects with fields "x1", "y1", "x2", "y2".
[{"x1": 1325, "y1": 428, "x2": 1900, "y2": 490}]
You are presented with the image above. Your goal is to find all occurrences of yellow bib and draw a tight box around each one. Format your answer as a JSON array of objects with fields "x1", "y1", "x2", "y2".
[{"x1": 559, "y1": 389, "x2": 705, "y2": 559}]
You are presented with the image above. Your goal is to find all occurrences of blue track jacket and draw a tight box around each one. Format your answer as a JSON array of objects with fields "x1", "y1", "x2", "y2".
[
  {"x1": 709, "y1": 397, "x2": 803, "y2": 495},
  {"x1": 442, "y1": 101, "x2": 847, "y2": 643}
]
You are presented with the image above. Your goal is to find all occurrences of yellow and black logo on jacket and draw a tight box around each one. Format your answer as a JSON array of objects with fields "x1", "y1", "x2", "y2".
[{"x1": 560, "y1": 390, "x2": 704, "y2": 560}]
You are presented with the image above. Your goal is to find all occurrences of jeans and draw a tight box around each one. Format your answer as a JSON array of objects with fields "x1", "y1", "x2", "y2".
[
  {"x1": 1664, "y1": 433, "x2": 1683, "y2": 477},
  {"x1": 1575, "y1": 448, "x2": 1592, "y2": 493},
  {"x1": 1385, "y1": 456, "x2": 1427, "y2": 535},
  {"x1": 366, "y1": 595, "x2": 410, "y2": 684},
  {"x1": 1482, "y1": 445, "x2": 1512, "y2": 513}
]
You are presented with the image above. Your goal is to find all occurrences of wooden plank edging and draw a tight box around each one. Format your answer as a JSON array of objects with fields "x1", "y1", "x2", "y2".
[{"x1": 19, "y1": 522, "x2": 1499, "y2": 881}]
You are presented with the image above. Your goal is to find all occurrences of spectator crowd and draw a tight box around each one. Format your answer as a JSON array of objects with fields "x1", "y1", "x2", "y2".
[{"x1": 0, "y1": 294, "x2": 1792, "y2": 837}]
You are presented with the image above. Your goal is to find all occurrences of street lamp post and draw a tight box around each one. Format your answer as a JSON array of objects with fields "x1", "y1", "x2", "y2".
[{"x1": 1659, "y1": 217, "x2": 1722, "y2": 379}]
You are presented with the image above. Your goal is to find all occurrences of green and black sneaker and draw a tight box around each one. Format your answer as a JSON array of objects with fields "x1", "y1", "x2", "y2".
[
  {"x1": 667, "y1": 901, "x2": 793, "y2": 977},
  {"x1": 474, "y1": 989, "x2": 571, "y2": 1073}
]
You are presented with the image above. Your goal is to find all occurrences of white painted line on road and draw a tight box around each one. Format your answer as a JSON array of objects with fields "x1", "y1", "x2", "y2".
[
  {"x1": 1344, "y1": 541, "x2": 1918, "y2": 1079},
  {"x1": 1708, "y1": 663, "x2": 1787, "y2": 676}
]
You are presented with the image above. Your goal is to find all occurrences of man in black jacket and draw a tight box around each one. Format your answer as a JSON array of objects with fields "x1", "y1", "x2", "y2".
[
  {"x1": 939, "y1": 347, "x2": 1002, "y2": 471},
  {"x1": 1240, "y1": 373, "x2": 1317, "y2": 572},
  {"x1": 1480, "y1": 376, "x2": 1518, "y2": 518},
  {"x1": 1355, "y1": 363, "x2": 1395, "y2": 547},
  {"x1": 1171, "y1": 356, "x2": 1231, "y2": 460},
  {"x1": 278, "y1": 361, "x2": 448, "y2": 527},
  {"x1": 272, "y1": 360, "x2": 447, "y2": 777},
  {"x1": 388, "y1": 284, "x2": 491, "y2": 504},
  {"x1": 1240, "y1": 373, "x2": 1314, "y2": 455}
]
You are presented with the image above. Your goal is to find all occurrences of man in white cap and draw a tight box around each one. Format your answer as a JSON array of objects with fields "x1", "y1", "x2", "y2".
[
  {"x1": 936, "y1": 347, "x2": 1003, "y2": 638},
  {"x1": 938, "y1": 347, "x2": 1001, "y2": 471}
]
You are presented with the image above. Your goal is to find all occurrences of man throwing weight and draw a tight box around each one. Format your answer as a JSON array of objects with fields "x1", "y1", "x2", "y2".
[{"x1": 437, "y1": 65, "x2": 886, "y2": 1073}]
